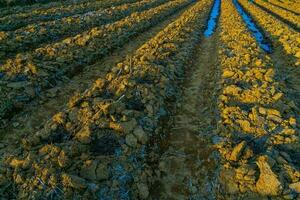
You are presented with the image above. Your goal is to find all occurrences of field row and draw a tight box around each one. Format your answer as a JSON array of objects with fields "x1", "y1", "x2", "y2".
[
  {"x1": 216, "y1": 0, "x2": 299, "y2": 197},
  {"x1": 267, "y1": 0, "x2": 300, "y2": 15},
  {"x1": 0, "y1": 0, "x2": 193, "y2": 123},
  {"x1": 0, "y1": 0, "x2": 167, "y2": 60},
  {"x1": 0, "y1": 0, "x2": 63, "y2": 7},
  {"x1": 239, "y1": 0, "x2": 300, "y2": 67},
  {"x1": 0, "y1": 0, "x2": 299, "y2": 198},
  {"x1": 254, "y1": 0, "x2": 300, "y2": 30},
  {"x1": 0, "y1": 0, "x2": 212, "y2": 199},
  {"x1": 0, "y1": 0, "x2": 95, "y2": 17},
  {"x1": 0, "y1": 0, "x2": 138, "y2": 31}
]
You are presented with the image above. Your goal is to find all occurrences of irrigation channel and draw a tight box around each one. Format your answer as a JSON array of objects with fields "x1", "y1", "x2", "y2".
[{"x1": 233, "y1": 0, "x2": 272, "y2": 53}]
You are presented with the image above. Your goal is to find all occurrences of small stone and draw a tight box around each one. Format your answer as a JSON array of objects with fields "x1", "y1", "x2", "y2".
[
  {"x1": 289, "y1": 117, "x2": 296, "y2": 127},
  {"x1": 272, "y1": 92, "x2": 283, "y2": 101},
  {"x1": 223, "y1": 70, "x2": 235, "y2": 78},
  {"x1": 219, "y1": 169, "x2": 239, "y2": 194},
  {"x1": 276, "y1": 156, "x2": 287, "y2": 165},
  {"x1": 258, "y1": 107, "x2": 267, "y2": 115},
  {"x1": 7, "y1": 81, "x2": 27, "y2": 89},
  {"x1": 283, "y1": 194, "x2": 296, "y2": 200},
  {"x1": 256, "y1": 156, "x2": 282, "y2": 196},
  {"x1": 14, "y1": 174, "x2": 23, "y2": 184},
  {"x1": 57, "y1": 151, "x2": 69, "y2": 168},
  {"x1": 244, "y1": 175, "x2": 255, "y2": 182},
  {"x1": 133, "y1": 126, "x2": 148, "y2": 144},
  {"x1": 158, "y1": 160, "x2": 167, "y2": 172},
  {"x1": 212, "y1": 136, "x2": 226, "y2": 144},
  {"x1": 121, "y1": 119, "x2": 137, "y2": 134},
  {"x1": 267, "y1": 114, "x2": 283, "y2": 123},
  {"x1": 125, "y1": 134, "x2": 137, "y2": 147},
  {"x1": 52, "y1": 112, "x2": 65, "y2": 124},
  {"x1": 289, "y1": 182, "x2": 300, "y2": 193},
  {"x1": 12, "y1": 122, "x2": 20, "y2": 127},
  {"x1": 237, "y1": 120, "x2": 252, "y2": 132},
  {"x1": 137, "y1": 183, "x2": 149, "y2": 199},
  {"x1": 37, "y1": 70, "x2": 49, "y2": 77},
  {"x1": 10, "y1": 158, "x2": 24, "y2": 168},
  {"x1": 61, "y1": 174, "x2": 87, "y2": 189},
  {"x1": 47, "y1": 87, "x2": 59, "y2": 98},
  {"x1": 230, "y1": 141, "x2": 246, "y2": 161},
  {"x1": 267, "y1": 109, "x2": 281, "y2": 117},
  {"x1": 96, "y1": 163, "x2": 109, "y2": 181},
  {"x1": 0, "y1": 174, "x2": 6, "y2": 186},
  {"x1": 280, "y1": 151, "x2": 292, "y2": 162},
  {"x1": 81, "y1": 161, "x2": 97, "y2": 181},
  {"x1": 75, "y1": 126, "x2": 92, "y2": 144},
  {"x1": 236, "y1": 166, "x2": 248, "y2": 175}
]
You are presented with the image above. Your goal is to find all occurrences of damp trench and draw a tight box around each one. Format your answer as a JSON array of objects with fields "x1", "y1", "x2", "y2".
[
  {"x1": 233, "y1": 0, "x2": 272, "y2": 53},
  {"x1": 204, "y1": 0, "x2": 221, "y2": 37},
  {"x1": 150, "y1": 29, "x2": 221, "y2": 200}
]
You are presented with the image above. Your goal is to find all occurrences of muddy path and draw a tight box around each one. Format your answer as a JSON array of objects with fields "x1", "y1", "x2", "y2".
[
  {"x1": 149, "y1": 30, "x2": 222, "y2": 199},
  {"x1": 0, "y1": 3, "x2": 194, "y2": 156}
]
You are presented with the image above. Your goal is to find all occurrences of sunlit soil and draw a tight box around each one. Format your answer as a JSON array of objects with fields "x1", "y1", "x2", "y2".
[{"x1": 0, "y1": 0, "x2": 299, "y2": 199}]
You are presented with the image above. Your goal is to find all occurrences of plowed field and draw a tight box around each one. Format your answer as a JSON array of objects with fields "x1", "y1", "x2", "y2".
[{"x1": 0, "y1": 0, "x2": 299, "y2": 199}]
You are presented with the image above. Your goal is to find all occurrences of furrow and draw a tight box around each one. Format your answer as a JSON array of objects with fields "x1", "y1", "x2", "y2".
[
  {"x1": 266, "y1": 0, "x2": 300, "y2": 15},
  {"x1": 0, "y1": 0, "x2": 193, "y2": 125},
  {"x1": 0, "y1": 0, "x2": 214, "y2": 199},
  {"x1": 0, "y1": 0, "x2": 168, "y2": 61},
  {"x1": 0, "y1": 0, "x2": 137, "y2": 30},
  {"x1": 238, "y1": 0, "x2": 300, "y2": 67},
  {"x1": 216, "y1": 0, "x2": 299, "y2": 198},
  {"x1": 253, "y1": 0, "x2": 300, "y2": 31}
]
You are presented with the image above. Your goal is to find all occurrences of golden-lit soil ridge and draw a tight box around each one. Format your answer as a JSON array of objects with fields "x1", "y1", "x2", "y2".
[{"x1": 0, "y1": 0, "x2": 299, "y2": 199}]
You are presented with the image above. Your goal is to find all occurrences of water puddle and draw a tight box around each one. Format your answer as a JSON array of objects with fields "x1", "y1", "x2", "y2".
[
  {"x1": 233, "y1": 0, "x2": 272, "y2": 53},
  {"x1": 204, "y1": 0, "x2": 221, "y2": 37}
]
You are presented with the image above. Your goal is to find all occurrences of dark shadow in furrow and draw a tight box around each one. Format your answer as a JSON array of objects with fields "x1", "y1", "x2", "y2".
[
  {"x1": 0, "y1": 0, "x2": 138, "y2": 31},
  {"x1": 203, "y1": 0, "x2": 221, "y2": 37},
  {"x1": 0, "y1": 2, "x2": 196, "y2": 135},
  {"x1": 233, "y1": 0, "x2": 272, "y2": 53},
  {"x1": 0, "y1": 0, "x2": 167, "y2": 64},
  {"x1": 266, "y1": 1, "x2": 300, "y2": 15},
  {"x1": 251, "y1": 1, "x2": 300, "y2": 32},
  {"x1": 270, "y1": 43, "x2": 300, "y2": 115},
  {"x1": 0, "y1": 3, "x2": 194, "y2": 127}
]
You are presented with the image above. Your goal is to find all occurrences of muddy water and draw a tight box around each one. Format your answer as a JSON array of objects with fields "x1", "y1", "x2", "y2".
[
  {"x1": 233, "y1": 0, "x2": 272, "y2": 53},
  {"x1": 204, "y1": 0, "x2": 221, "y2": 37},
  {"x1": 151, "y1": 32, "x2": 221, "y2": 199}
]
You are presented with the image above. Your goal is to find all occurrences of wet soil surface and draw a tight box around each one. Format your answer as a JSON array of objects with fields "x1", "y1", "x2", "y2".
[{"x1": 150, "y1": 30, "x2": 222, "y2": 199}]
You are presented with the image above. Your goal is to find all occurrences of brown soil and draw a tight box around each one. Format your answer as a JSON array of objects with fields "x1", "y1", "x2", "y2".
[
  {"x1": 0, "y1": 2, "x2": 194, "y2": 162},
  {"x1": 150, "y1": 29, "x2": 222, "y2": 199}
]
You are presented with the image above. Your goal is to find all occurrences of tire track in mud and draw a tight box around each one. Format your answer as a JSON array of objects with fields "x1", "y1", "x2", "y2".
[
  {"x1": 0, "y1": 3, "x2": 195, "y2": 157},
  {"x1": 149, "y1": 29, "x2": 222, "y2": 199}
]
